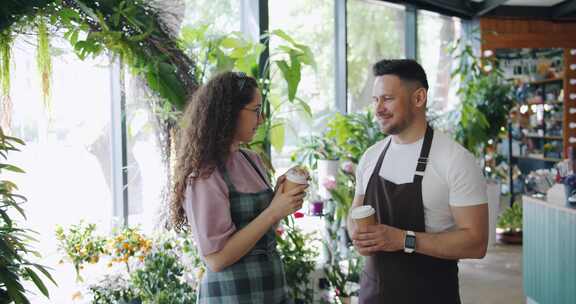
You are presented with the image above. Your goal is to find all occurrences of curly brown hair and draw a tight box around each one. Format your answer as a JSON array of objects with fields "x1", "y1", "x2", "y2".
[{"x1": 171, "y1": 71, "x2": 259, "y2": 230}]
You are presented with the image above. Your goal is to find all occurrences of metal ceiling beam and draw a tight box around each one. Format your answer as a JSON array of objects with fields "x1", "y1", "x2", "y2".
[
  {"x1": 378, "y1": 0, "x2": 576, "y2": 20},
  {"x1": 485, "y1": 5, "x2": 576, "y2": 20},
  {"x1": 415, "y1": 0, "x2": 475, "y2": 17},
  {"x1": 552, "y1": 0, "x2": 576, "y2": 17},
  {"x1": 381, "y1": 0, "x2": 475, "y2": 18},
  {"x1": 474, "y1": 0, "x2": 509, "y2": 16}
]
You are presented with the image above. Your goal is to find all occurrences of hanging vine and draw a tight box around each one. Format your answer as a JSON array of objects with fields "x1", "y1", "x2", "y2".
[
  {"x1": 0, "y1": 30, "x2": 14, "y2": 131},
  {"x1": 0, "y1": 30, "x2": 12, "y2": 99},
  {"x1": 0, "y1": 0, "x2": 198, "y2": 112},
  {"x1": 36, "y1": 14, "x2": 52, "y2": 110}
]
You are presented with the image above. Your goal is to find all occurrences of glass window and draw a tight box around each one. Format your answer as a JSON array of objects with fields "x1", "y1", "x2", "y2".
[
  {"x1": 417, "y1": 10, "x2": 462, "y2": 115},
  {"x1": 347, "y1": 0, "x2": 406, "y2": 112},
  {"x1": 126, "y1": 0, "x2": 241, "y2": 231},
  {"x1": 124, "y1": 73, "x2": 167, "y2": 232},
  {"x1": 183, "y1": 0, "x2": 240, "y2": 34},
  {"x1": 5, "y1": 36, "x2": 113, "y2": 303},
  {"x1": 269, "y1": 0, "x2": 336, "y2": 172}
]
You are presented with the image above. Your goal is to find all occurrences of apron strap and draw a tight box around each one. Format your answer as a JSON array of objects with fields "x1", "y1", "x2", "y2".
[
  {"x1": 218, "y1": 150, "x2": 273, "y2": 193},
  {"x1": 368, "y1": 138, "x2": 394, "y2": 224},
  {"x1": 371, "y1": 138, "x2": 392, "y2": 182},
  {"x1": 239, "y1": 149, "x2": 272, "y2": 190},
  {"x1": 414, "y1": 125, "x2": 434, "y2": 182},
  {"x1": 370, "y1": 124, "x2": 434, "y2": 183},
  {"x1": 218, "y1": 165, "x2": 238, "y2": 193}
]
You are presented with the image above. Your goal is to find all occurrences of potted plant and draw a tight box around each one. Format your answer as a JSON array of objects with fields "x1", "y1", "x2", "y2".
[
  {"x1": 293, "y1": 111, "x2": 384, "y2": 199},
  {"x1": 57, "y1": 225, "x2": 202, "y2": 303},
  {"x1": 496, "y1": 202, "x2": 523, "y2": 244},
  {"x1": 449, "y1": 40, "x2": 514, "y2": 246},
  {"x1": 0, "y1": 128, "x2": 56, "y2": 303},
  {"x1": 276, "y1": 215, "x2": 318, "y2": 304},
  {"x1": 323, "y1": 250, "x2": 363, "y2": 304},
  {"x1": 324, "y1": 111, "x2": 385, "y2": 164},
  {"x1": 180, "y1": 27, "x2": 315, "y2": 169},
  {"x1": 449, "y1": 41, "x2": 514, "y2": 160}
]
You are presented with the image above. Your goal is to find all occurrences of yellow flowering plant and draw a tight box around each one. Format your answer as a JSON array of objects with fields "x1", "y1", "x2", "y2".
[
  {"x1": 55, "y1": 221, "x2": 108, "y2": 282},
  {"x1": 107, "y1": 227, "x2": 152, "y2": 272}
]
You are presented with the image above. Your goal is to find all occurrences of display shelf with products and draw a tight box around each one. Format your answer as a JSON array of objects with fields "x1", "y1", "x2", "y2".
[{"x1": 496, "y1": 48, "x2": 567, "y2": 203}]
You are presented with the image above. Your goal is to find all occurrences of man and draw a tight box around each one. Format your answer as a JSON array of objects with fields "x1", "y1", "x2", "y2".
[{"x1": 347, "y1": 59, "x2": 488, "y2": 304}]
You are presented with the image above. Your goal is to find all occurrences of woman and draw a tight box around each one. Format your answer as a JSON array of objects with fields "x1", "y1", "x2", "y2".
[{"x1": 171, "y1": 71, "x2": 307, "y2": 303}]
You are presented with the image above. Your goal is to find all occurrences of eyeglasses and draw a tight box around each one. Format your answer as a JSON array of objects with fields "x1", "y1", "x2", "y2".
[
  {"x1": 236, "y1": 71, "x2": 247, "y2": 92},
  {"x1": 243, "y1": 105, "x2": 263, "y2": 117}
]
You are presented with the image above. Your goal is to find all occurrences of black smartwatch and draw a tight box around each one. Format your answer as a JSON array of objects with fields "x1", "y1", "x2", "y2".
[{"x1": 404, "y1": 230, "x2": 416, "y2": 253}]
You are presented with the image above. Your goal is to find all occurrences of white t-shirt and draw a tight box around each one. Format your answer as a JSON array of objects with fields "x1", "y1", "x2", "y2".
[{"x1": 354, "y1": 130, "x2": 487, "y2": 233}]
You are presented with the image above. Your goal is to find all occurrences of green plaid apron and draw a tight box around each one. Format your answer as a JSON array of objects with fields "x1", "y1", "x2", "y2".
[{"x1": 198, "y1": 150, "x2": 290, "y2": 304}]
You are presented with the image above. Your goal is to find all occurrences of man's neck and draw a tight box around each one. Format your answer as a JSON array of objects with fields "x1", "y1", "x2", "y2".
[{"x1": 391, "y1": 119, "x2": 427, "y2": 145}]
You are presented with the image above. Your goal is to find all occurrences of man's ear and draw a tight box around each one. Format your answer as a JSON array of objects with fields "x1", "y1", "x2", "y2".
[{"x1": 412, "y1": 87, "x2": 427, "y2": 108}]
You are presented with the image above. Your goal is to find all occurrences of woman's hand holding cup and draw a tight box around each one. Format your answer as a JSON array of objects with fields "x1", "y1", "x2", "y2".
[{"x1": 267, "y1": 183, "x2": 308, "y2": 221}]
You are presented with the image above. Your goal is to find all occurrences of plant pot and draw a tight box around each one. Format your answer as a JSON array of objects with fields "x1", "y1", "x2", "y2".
[
  {"x1": 318, "y1": 159, "x2": 340, "y2": 199},
  {"x1": 497, "y1": 230, "x2": 523, "y2": 244},
  {"x1": 338, "y1": 296, "x2": 351, "y2": 304},
  {"x1": 310, "y1": 200, "x2": 324, "y2": 216},
  {"x1": 487, "y1": 181, "x2": 501, "y2": 246}
]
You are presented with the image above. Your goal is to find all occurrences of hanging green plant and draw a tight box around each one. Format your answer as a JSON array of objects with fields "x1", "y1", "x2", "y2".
[
  {"x1": 0, "y1": 0, "x2": 198, "y2": 112},
  {"x1": 0, "y1": 30, "x2": 12, "y2": 99},
  {"x1": 36, "y1": 14, "x2": 52, "y2": 109}
]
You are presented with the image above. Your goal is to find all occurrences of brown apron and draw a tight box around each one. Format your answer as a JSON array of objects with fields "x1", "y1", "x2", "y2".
[{"x1": 358, "y1": 126, "x2": 461, "y2": 304}]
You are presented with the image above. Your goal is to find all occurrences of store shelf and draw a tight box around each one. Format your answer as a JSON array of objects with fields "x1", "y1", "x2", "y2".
[
  {"x1": 512, "y1": 155, "x2": 562, "y2": 162},
  {"x1": 529, "y1": 78, "x2": 563, "y2": 85},
  {"x1": 524, "y1": 135, "x2": 563, "y2": 140}
]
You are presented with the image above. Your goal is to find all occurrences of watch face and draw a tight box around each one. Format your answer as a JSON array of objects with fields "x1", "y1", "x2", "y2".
[{"x1": 405, "y1": 235, "x2": 416, "y2": 249}]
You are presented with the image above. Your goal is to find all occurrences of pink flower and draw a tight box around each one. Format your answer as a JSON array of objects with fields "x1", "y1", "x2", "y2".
[
  {"x1": 341, "y1": 161, "x2": 355, "y2": 174},
  {"x1": 275, "y1": 227, "x2": 284, "y2": 236},
  {"x1": 294, "y1": 211, "x2": 304, "y2": 219},
  {"x1": 322, "y1": 176, "x2": 337, "y2": 190}
]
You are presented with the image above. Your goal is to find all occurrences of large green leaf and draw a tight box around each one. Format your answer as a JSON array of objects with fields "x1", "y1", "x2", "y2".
[
  {"x1": 275, "y1": 55, "x2": 301, "y2": 102},
  {"x1": 0, "y1": 269, "x2": 28, "y2": 304},
  {"x1": 29, "y1": 263, "x2": 57, "y2": 286},
  {"x1": 146, "y1": 62, "x2": 186, "y2": 110},
  {"x1": 0, "y1": 164, "x2": 25, "y2": 173},
  {"x1": 271, "y1": 29, "x2": 297, "y2": 45},
  {"x1": 294, "y1": 44, "x2": 315, "y2": 68},
  {"x1": 24, "y1": 267, "x2": 49, "y2": 297},
  {"x1": 220, "y1": 36, "x2": 243, "y2": 49},
  {"x1": 295, "y1": 97, "x2": 312, "y2": 118},
  {"x1": 270, "y1": 122, "x2": 285, "y2": 154}
]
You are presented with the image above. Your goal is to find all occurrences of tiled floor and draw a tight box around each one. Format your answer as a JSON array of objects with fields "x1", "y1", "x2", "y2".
[{"x1": 460, "y1": 244, "x2": 524, "y2": 304}]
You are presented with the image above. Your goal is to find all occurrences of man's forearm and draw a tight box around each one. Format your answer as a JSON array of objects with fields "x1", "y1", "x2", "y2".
[{"x1": 415, "y1": 228, "x2": 487, "y2": 260}]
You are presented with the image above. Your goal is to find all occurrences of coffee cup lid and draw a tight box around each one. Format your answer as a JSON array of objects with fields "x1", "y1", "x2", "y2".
[
  {"x1": 350, "y1": 205, "x2": 375, "y2": 219},
  {"x1": 286, "y1": 168, "x2": 308, "y2": 184}
]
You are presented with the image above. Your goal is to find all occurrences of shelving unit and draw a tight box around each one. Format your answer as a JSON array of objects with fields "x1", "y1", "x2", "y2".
[
  {"x1": 497, "y1": 49, "x2": 566, "y2": 204},
  {"x1": 512, "y1": 155, "x2": 562, "y2": 162}
]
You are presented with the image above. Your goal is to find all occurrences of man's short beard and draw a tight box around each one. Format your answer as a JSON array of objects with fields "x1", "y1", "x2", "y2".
[{"x1": 381, "y1": 112, "x2": 413, "y2": 135}]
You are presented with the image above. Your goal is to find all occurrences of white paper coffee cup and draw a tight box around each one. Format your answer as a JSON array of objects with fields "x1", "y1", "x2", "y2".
[
  {"x1": 284, "y1": 167, "x2": 309, "y2": 192},
  {"x1": 350, "y1": 205, "x2": 377, "y2": 228}
]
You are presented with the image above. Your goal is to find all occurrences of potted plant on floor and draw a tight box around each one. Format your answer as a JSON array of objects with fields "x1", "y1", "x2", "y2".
[
  {"x1": 448, "y1": 40, "x2": 514, "y2": 246},
  {"x1": 496, "y1": 202, "x2": 523, "y2": 244}
]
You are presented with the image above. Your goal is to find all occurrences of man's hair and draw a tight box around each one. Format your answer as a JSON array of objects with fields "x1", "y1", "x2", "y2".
[{"x1": 372, "y1": 59, "x2": 429, "y2": 90}]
